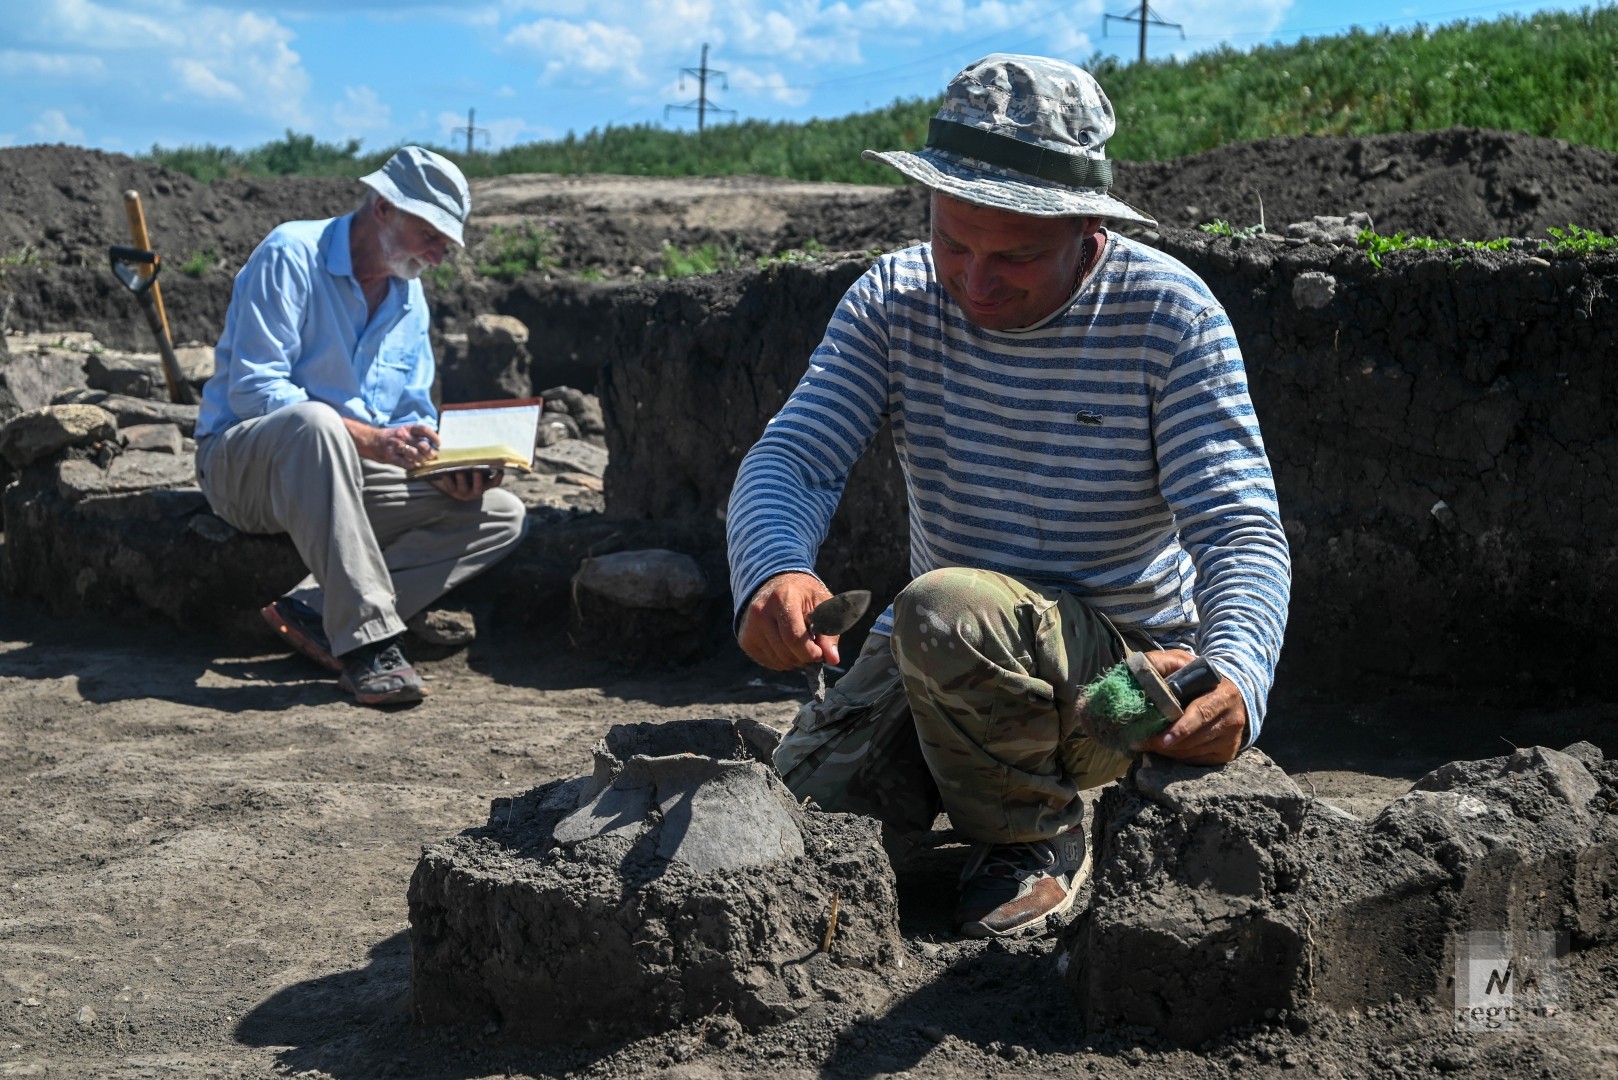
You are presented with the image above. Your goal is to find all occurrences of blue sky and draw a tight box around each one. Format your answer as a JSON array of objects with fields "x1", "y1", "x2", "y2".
[{"x1": 0, "y1": 0, "x2": 1592, "y2": 155}]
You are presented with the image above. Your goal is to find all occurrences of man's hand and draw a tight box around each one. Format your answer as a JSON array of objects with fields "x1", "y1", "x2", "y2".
[
  {"x1": 1134, "y1": 650, "x2": 1247, "y2": 765},
  {"x1": 347, "y1": 419, "x2": 439, "y2": 469},
  {"x1": 430, "y1": 468, "x2": 504, "y2": 501},
  {"x1": 737, "y1": 571, "x2": 841, "y2": 671}
]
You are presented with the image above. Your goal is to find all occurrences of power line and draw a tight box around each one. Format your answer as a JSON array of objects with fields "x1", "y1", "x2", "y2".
[
  {"x1": 1105, "y1": 2, "x2": 1185, "y2": 64},
  {"x1": 452, "y1": 107, "x2": 489, "y2": 154},
  {"x1": 665, "y1": 44, "x2": 735, "y2": 133}
]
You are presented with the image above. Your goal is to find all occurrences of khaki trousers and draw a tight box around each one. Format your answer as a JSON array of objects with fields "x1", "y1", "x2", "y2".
[
  {"x1": 195, "y1": 401, "x2": 526, "y2": 656},
  {"x1": 776, "y1": 567, "x2": 1139, "y2": 844}
]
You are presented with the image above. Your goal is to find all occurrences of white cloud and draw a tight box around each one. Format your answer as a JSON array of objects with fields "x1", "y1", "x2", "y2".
[
  {"x1": 495, "y1": 85, "x2": 517, "y2": 98},
  {"x1": 0, "y1": 50, "x2": 106, "y2": 79},
  {"x1": 504, "y1": 18, "x2": 647, "y2": 82},
  {"x1": 333, "y1": 85, "x2": 392, "y2": 131},
  {"x1": 30, "y1": 108, "x2": 85, "y2": 142},
  {"x1": 173, "y1": 57, "x2": 244, "y2": 101},
  {"x1": 727, "y1": 65, "x2": 810, "y2": 107}
]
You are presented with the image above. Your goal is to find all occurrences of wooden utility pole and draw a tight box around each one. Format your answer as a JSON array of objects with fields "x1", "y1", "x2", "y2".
[
  {"x1": 1104, "y1": 2, "x2": 1184, "y2": 64},
  {"x1": 452, "y1": 108, "x2": 488, "y2": 154},
  {"x1": 665, "y1": 44, "x2": 734, "y2": 133}
]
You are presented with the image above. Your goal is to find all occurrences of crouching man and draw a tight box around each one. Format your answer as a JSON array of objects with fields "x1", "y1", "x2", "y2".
[{"x1": 726, "y1": 56, "x2": 1290, "y2": 937}]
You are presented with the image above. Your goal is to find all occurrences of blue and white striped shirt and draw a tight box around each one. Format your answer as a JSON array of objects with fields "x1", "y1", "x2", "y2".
[{"x1": 726, "y1": 234, "x2": 1291, "y2": 740}]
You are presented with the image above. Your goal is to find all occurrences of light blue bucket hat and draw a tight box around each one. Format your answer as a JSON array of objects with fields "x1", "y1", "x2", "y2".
[
  {"x1": 360, "y1": 146, "x2": 472, "y2": 246},
  {"x1": 864, "y1": 54, "x2": 1156, "y2": 226}
]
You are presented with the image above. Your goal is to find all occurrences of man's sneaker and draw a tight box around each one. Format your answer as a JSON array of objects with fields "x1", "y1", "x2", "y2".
[
  {"x1": 955, "y1": 825, "x2": 1090, "y2": 939},
  {"x1": 338, "y1": 638, "x2": 427, "y2": 707},
  {"x1": 261, "y1": 598, "x2": 341, "y2": 673}
]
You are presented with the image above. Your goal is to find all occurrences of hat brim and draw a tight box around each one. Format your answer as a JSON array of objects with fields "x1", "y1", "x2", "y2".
[
  {"x1": 863, "y1": 148, "x2": 1157, "y2": 228},
  {"x1": 360, "y1": 172, "x2": 467, "y2": 247}
]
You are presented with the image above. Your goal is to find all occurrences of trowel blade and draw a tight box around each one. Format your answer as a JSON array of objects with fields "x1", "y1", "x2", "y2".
[{"x1": 807, "y1": 589, "x2": 871, "y2": 638}]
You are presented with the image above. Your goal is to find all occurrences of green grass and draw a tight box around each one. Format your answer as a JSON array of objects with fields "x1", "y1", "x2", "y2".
[
  {"x1": 1353, "y1": 224, "x2": 1615, "y2": 265},
  {"x1": 474, "y1": 223, "x2": 558, "y2": 281},
  {"x1": 141, "y1": 9, "x2": 1618, "y2": 185},
  {"x1": 177, "y1": 249, "x2": 217, "y2": 276},
  {"x1": 659, "y1": 241, "x2": 741, "y2": 278}
]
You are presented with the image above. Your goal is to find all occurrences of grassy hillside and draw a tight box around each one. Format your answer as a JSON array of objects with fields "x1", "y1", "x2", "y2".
[{"x1": 147, "y1": 6, "x2": 1618, "y2": 184}]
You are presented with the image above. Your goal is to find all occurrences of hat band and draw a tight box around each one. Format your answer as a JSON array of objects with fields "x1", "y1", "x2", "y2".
[{"x1": 926, "y1": 119, "x2": 1113, "y2": 190}]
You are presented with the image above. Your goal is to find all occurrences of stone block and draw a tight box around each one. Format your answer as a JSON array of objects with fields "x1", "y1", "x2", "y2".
[
  {"x1": 52, "y1": 388, "x2": 198, "y2": 437},
  {"x1": 569, "y1": 548, "x2": 713, "y2": 665},
  {"x1": 0, "y1": 404, "x2": 117, "y2": 469},
  {"x1": 121, "y1": 423, "x2": 184, "y2": 454},
  {"x1": 532, "y1": 439, "x2": 606, "y2": 478},
  {"x1": 408, "y1": 718, "x2": 902, "y2": 1046}
]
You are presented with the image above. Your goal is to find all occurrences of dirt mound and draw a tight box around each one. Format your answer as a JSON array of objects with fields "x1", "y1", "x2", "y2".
[
  {"x1": 0, "y1": 144, "x2": 363, "y2": 272},
  {"x1": 4, "y1": 126, "x2": 1615, "y2": 289},
  {"x1": 1118, "y1": 127, "x2": 1618, "y2": 239}
]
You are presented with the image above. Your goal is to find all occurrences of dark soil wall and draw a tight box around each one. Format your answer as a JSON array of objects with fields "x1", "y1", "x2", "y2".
[{"x1": 592, "y1": 240, "x2": 1618, "y2": 702}]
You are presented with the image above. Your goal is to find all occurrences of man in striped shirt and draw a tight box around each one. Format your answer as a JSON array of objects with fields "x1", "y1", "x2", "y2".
[{"x1": 726, "y1": 55, "x2": 1290, "y2": 938}]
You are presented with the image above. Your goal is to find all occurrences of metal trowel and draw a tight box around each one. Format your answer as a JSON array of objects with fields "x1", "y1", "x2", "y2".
[{"x1": 803, "y1": 589, "x2": 871, "y2": 701}]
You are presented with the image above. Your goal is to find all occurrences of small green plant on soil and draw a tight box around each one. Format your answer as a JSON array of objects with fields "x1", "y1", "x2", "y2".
[
  {"x1": 178, "y1": 249, "x2": 217, "y2": 276},
  {"x1": 0, "y1": 246, "x2": 41, "y2": 275},
  {"x1": 659, "y1": 241, "x2": 741, "y2": 278},
  {"x1": 760, "y1": 238, "x2": 829, "y2": 267},
  {"x1": 475, "y1": 222, "x2": 558, "y2": 281},
  {"x1": 1543, "y1": 224, "x2": 1618, "y2": 254},
  {"x1": 1357, "y1": 228, "x2": 1456, "y2": 267},
  {"x1": 576, "y1": 267, "x2": 606, "y2": 281},
  {"x1": 1200, "y1": 219, "x2": 1264, "y2": 239}
]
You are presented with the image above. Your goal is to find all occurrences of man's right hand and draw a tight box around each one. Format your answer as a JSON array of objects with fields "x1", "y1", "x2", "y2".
[
  {"x1": 738, "y1": 571, "x2": 839, "y2": 671},
  {"x1": 344, "y1": 418, "x2": 439, "y2": 469}
]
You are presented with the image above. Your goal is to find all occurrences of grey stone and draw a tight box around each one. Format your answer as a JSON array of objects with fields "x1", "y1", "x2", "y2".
[
  {"x1": 1283, "y1": 212, "x2": 1374, "y2": 245},
  {"x1": 1292, "y1": 271, "x2": 1338, "y2": 310},
  {"x1": 532, "y1": 439, "x2": 606, "y2": 478},
  {"x1": 86, "y1": 351, "x2": 157, "y2": 398},
  {"x1": 52, "y1": 389, "x2": 198, "y2": 437},
  {"x1": 0, "y1": 335, "x2": 95, "y2": 419},
  {"x1": 444, "y1": 314, "x2": 532, "y2": 402},
  {"x1": 536, "y1": 412, "x2": 579, "y2": 447},
  {"x1": 0, "y1": 404, "x2": 118, "y2": 468},
  {"x1": 104, "y1": 450, "x2": 198, "y2": 494},
  {"x1": 406, "y1": 607, "x2": 477, "y2": 647},
  {"x1": 121, "y1": 423, "x2": 184, "y2": 455},
  {"x1": 574, "y1": 548, "x2": 706, "y2": 610}
]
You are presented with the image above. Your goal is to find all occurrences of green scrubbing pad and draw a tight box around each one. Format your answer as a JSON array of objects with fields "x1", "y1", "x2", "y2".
[{"x1": 1077, "y1": 660, "x2": 1172, "y2": 756}]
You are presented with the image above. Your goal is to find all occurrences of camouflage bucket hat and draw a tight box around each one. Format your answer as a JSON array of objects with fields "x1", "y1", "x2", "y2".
[{"x1": 864, "y1": 53, "x2": 1156, "y2": 226}]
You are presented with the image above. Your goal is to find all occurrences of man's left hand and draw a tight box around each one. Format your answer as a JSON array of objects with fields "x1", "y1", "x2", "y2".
[
  {"x1": 430, "y1": 468, "x2": 504, "y2": 501},
  {"x1": 1134, "y1": 650, "x2": 1247, "y2": 764}
]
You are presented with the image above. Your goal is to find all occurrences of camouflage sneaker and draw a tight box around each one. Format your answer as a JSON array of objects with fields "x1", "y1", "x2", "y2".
[
  {"x1": 955, "y1": 825, "x2": 1090, "y2": 939},
  {"x1": 261, "y1": 598, "x2": 341, "y2": 673},
  {"x1": 338, "y1": 638, "x2": 427, "y2": 707}
]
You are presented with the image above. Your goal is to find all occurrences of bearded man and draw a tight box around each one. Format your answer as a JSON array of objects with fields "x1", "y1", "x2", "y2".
[
  {"x1": 194, "y1": 146, "x2": 525, "y2": 706},
  {"x1": 727, "y1": 56, "x2": 1290, "y2": 938}
]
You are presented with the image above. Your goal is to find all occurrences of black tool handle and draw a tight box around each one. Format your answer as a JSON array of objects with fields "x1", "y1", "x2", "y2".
[{"x1": 1166, "y1": 655, "x2": 1220, "y2": 705}]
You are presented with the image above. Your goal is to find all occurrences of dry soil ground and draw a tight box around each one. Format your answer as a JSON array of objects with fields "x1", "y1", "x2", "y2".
[{"x1": 2, "y1": 602, "x2": 1614, "y2": 1080}]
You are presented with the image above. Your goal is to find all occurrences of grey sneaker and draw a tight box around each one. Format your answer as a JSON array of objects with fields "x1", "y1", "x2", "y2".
[
  {"x1": 338, "y1": 638, "x2": 427, "y2": 706},
  {"x1": 955, "y1": 825, "x2": 1090, "y2": 938},
  {"x1": 261, "y1": 598, "x2": 341, "y2": 673}
]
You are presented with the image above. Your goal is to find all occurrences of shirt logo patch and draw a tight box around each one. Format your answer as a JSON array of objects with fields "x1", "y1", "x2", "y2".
[{"x1": 1075, "y1": 410, "x2": 1104, "y2": 426}]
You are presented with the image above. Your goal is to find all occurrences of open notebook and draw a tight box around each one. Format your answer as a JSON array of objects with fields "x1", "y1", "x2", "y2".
[{"x1": 406, "y1": 397, "x2": 543, "y2": 479}]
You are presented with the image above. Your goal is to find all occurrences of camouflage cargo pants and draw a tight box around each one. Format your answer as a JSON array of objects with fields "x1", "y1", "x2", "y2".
[{"x1": 774, "y1": 567, "x2": 1141, "y2": 844}]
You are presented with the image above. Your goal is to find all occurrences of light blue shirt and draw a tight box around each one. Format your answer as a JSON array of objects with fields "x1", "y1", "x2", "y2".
[{"x1": 196, "y1": 213, "x2": 437, "y2": 439}]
